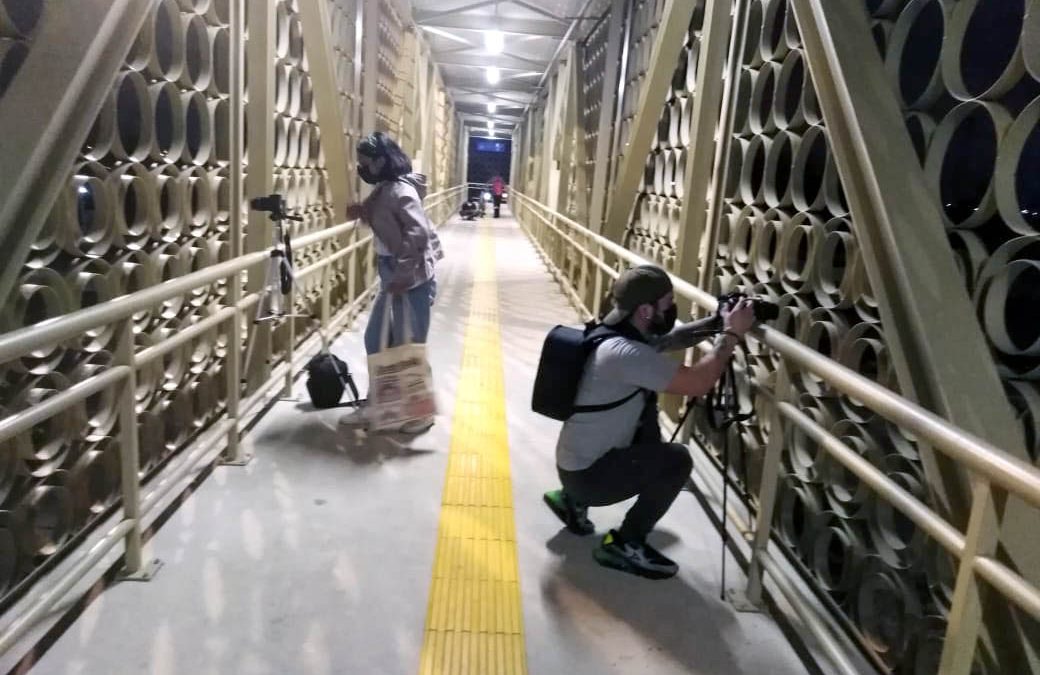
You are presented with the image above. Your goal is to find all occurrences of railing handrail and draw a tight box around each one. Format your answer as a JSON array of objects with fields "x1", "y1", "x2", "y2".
[
  {"x1": 511, "y1": 189, "x2": 1040, "y2": 509},
  {"x1": 0, "y1": 182, "x2": 467, "y2": 657},
  {"x1": 0, "y1": 186, "x2": 467, "y2": 367},
  {"x1": 512, "y1": 188, "x2": 1040, "y2": 673}
]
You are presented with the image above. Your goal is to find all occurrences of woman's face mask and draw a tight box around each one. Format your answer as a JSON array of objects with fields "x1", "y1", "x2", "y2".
[{"x1": 357, "y1": 155, "x2": 386, "y2": 184}]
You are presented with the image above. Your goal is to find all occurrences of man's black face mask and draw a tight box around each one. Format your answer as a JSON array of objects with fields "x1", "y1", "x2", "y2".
[{"x1": 650, "y1": 303, "x2": 678, "y2": 336}]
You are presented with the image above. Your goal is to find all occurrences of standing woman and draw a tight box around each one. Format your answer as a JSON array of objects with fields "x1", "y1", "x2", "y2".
[{"x1": 344, "y1": 132, "x2": 444, "y2": 433}]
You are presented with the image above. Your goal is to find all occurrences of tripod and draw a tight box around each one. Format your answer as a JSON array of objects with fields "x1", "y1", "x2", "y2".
[{"x1": 241, "y1": 194, "x2": 312, "y2": 383}]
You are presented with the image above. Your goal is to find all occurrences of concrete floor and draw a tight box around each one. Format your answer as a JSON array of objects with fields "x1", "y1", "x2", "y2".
[{"x1": 31, "y1": 213, "x2": 809, "y2": 674}]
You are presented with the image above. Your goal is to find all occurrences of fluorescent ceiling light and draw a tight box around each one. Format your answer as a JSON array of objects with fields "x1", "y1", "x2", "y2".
[
  {"x1": 484, "y1": 30, "x2": 504, "y2": 55},
  {"x1": 487, "y1": 120, "x2": 495, "y2": 130},
  {"x1": 511, "y1": 71, "x2": 542, "y2": 78},
  {"x1": 420, "y1": 26, "x2": 471, "y2": 45},
  {"x1": 486, "y1": 66, "x2": 500, "y2": 84},
  {"x1": 487, "y1": 102, "x2": 497, "y2": 113}
]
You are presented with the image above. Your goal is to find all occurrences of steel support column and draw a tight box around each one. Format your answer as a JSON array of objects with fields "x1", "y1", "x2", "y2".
[
  {"x1": 603, "y1": 0, "x2": 695, "y2": 244},
  {"x1": 674, "y1": 0, "x2": 735, "y2": 296},
  {"x1": 790, "y1": 1, "x2": 1038, "y2": 669},
  {"x1": 587, "y1": 0, "x2": 626, "y2": 233},
  {"x1": 299, "y1": 0, "x2": 352, "y2": 222},
  {"x1": 245, "y1": 0, "x2": 276, "y2": 389},
  {"x1": 0, "y1": 0, "x2": 158, "y2": 305}
]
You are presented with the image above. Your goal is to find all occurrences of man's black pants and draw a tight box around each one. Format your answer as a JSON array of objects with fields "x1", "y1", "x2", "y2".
[
  {"x1": 558, "y1": 442, "x2": 693, "y2": 543},
  {"x1": 492, "y1": 194, "x2": 502, "y2": 217}
]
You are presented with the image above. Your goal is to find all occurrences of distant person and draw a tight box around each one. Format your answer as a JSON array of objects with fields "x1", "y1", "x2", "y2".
[
  {"x1": 342, "y1": 132, "x2": 443, "y2": 434},
  {"x1": 491, "y1": 175, "x2": 505, "y2": 217}
]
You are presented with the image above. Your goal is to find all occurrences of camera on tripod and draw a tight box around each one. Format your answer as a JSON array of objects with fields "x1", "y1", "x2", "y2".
[
  {"x1": 250, "y1": 194, "x2": 303, "y2": 223},
  {"x1": 241, "y1": 193, "x2": 312, "y2": 381},
  {"x1": 716, "y1": 291, "x2": 780, "y2": 323}
]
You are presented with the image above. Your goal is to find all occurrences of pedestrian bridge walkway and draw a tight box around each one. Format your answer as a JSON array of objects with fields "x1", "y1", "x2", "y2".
[{"x1": 21, "y1": 213, "x2": 810, "y2": 675}]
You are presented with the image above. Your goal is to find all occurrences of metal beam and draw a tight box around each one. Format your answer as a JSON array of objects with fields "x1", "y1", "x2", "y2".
[
  {"x1": 603, "y1": 0, "x2": 695, "y2": 243},
  {"x1": 245, "y1": 0, "x2": 276, "y2": 388},
  {"x1": 416, "y1": 0, "x2": 498, "y2": 23},
  {"x1": 556, "y1": 44, "x2": 580, "y2": 217},
  {"x1": 509, "y1": 0, "x2": 571, "y2": 24},
  {"x1": 0, "y1": 0, "x2": 158, "y2": 306},
  {"x1": 789, "y1": 1, "x2": 1039, "y2": 669},
  {"x1": 298, "y1": 0, "x2": 350, "y2": 221},
  {"x1": 435, "y1": 54, "x2": 549, "y2": 71},
  {"x1": 587, "y1": 0, "x2": 624, "y2": 232},
  {"x1": 414, "y1": 13, "x2": 570, "y2": 38},
  {"x1": 360, "y1": 0, "x2": 378, "y2": 173},
  {"x1": 442, "y1": 74, "x2": 538, "y2": 94},
  {"x1": 675, "y1": 0, "x2": 736, "y2": 291}
]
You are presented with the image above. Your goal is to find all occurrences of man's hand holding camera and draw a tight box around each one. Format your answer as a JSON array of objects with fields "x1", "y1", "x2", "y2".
[{"x1": 716, "y1": 297, "x2": 756, "y2": 354}]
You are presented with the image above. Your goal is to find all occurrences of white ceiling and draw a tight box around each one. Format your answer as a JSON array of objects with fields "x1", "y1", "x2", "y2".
[{"x1": 407, "y1": 0, "x2": 609, "y2": 137}]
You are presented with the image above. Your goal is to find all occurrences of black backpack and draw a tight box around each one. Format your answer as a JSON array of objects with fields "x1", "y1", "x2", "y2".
[
  {"x1": 305, "y1": 351, "x2": 361, "y2": 409},
  {"x1": 531, "y1": 322, "x2": 643, "y2": 421}
]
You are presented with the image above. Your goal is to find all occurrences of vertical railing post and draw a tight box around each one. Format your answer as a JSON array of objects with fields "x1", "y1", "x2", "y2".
[
  {"x1": 593, "y1": 244, "x2": 604, "y2": 316},
  {"x1": 284, "y1": 286, "x2": 296, "y2": 397},
  {"x1": 741, "y1": 360, "x2": 793, "y2": 608},
  {"x1": 321, "y1": 245, "x2": 331, "y2": 327},
  {"x1": 939, "y1": 477, "x2": 999, "y2": 675},
  {"x1": 115, "y1": 319, "x2": 151, "y2": 579},
  {"x1": 224, "y1": 0, "x2": 245, "y2": 464}
]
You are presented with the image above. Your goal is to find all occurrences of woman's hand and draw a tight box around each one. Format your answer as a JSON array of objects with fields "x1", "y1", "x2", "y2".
[
  {"x1": 346, "y1": 203, "x2": 363, "y2": 221},
  {"x1": 722, "y1": 298, "x2": 756, "y2": 337}
]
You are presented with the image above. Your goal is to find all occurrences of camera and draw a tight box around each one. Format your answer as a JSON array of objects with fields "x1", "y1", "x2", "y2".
[
  {"x1": 250, "y1": 194, "x2": 302, "y2": 222},
  {"x1": 716, "y1": 291, "x2": 780, "y2": 323}
]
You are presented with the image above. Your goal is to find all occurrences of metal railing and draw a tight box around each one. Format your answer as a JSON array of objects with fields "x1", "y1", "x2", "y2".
[
  {"x1": 0, "y1": 183, "x2": 466, "y2": 657},
  {"x1": 512, "y1": 189, "x2": 1040, "y2": 675}
]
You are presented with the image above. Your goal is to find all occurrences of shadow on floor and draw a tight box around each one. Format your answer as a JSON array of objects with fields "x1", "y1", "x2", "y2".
[
  {"x1": 252, "y1": 409, "x2": 439, "y2": 466},
  {"x1": 539, "y1": 528, "x2": 743, "y2": 673}
]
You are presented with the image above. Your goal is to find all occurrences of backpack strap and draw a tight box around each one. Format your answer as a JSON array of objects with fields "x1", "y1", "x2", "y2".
[{"x1": 571, "y1": 327, "x2": 647, "y2": 415}]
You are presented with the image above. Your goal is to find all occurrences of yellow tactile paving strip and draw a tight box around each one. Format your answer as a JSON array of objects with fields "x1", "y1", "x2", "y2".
[{"x1": 418, "y1": 221, "x2": 527, "y2": 675}]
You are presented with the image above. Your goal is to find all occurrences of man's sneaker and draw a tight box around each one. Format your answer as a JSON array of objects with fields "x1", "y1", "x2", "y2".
[
  {"x1": 593, "y1": 530, "x2": 678, "y2": 580},
  {"x1": 398, "y1": 416, "x2": 435, "y2": 435},
  {"x1": 543, "y1": 489, "x2": 595, "y2": 535}
]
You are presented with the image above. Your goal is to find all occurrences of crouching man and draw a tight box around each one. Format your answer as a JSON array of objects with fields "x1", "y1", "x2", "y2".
[{"x1": 544, "y1": 264, "x2": 755, "y2": 579}]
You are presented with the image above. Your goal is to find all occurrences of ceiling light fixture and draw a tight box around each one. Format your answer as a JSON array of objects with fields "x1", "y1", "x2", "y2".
[
  {"x1": 486, "y1": 66, "x2": 500, "y2": 84},
  {"x1": 484, "y1": 29, "x2": 504, "y2": 55},
  {"x1": 487, "y1": 102, "x2": 497, "y2": 113}
]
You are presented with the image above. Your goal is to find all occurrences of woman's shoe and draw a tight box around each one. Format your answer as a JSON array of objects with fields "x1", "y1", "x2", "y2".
[{"x1": 398, "y1": 416, "x2": 435, "y2": 435}]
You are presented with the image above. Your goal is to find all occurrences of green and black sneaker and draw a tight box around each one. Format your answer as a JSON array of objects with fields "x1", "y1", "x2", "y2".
[
  {"x1": 542, "y1": 489, "x2": 595, "y2": 535},
  {"x1": 593, "y1": 529, "x2": 678, "y2": 580}
]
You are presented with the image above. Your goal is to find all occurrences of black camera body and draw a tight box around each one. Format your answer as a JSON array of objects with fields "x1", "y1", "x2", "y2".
[
  {"x1": 716, "y1": 291, "x2": 780, "y2": 323},
  {"x1": 249, "y1": 193, "x2": 302, "y2": 222}
]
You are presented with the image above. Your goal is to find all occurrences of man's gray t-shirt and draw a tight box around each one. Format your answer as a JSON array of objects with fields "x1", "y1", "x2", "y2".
[{"x1": 556, "y1": 336, "x2": 680, "y2": 471}]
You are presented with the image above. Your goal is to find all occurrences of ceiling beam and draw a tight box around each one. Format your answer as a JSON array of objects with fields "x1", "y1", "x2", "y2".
[
  {"x1": 418, "y1": 0, "x2": 499, "y2": 23},
  {"x1": 508, "y1": 0, "x2": 570, "y2": 23},
  {"x1": 442, "y1": 73, "x2": 539, "y2": 92},
  {"x1": 452, "y1": 89, "x2": 533, "y2": 107},
  {"x1": 433, "y1": 52, "x2": 550, "y2": 71},
  {"x1": 415, "y1": 12, "x2": 571, "y2": 38}
]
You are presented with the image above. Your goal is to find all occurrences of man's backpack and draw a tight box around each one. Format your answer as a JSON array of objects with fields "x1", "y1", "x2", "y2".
[
  {"x1": 305, "y1": 351, "x2": 361, "y2": 409},
  {"x1": 531, "y1": 323, "x2": 643, "y2": 421}
]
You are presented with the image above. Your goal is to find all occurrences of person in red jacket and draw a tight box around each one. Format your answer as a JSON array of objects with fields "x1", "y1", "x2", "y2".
[{"x1": 491, "y1": 175, "x2": 505, "y2": 217}]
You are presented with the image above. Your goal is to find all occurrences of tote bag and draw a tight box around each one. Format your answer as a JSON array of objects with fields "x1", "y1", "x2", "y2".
[{"x1": 366, "y1": 299, "x2": 437, "y2": 430}]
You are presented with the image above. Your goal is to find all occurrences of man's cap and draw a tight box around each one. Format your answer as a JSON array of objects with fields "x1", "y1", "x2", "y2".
[{"x1": 601, "y1": 265, "x2": 673, "y2": 325}]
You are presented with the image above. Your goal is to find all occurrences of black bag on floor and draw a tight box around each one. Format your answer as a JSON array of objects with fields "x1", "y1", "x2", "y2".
[{"x1": 305, "y1": 351, "x2": 361, "y2": 408}]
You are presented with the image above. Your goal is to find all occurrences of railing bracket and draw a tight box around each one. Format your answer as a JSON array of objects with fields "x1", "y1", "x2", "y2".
[{"x1": 118, "y1": 558, "x2": 163, "y2": 583}]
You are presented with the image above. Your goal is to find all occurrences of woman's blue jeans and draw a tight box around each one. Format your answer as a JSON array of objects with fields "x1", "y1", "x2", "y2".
[{"x1": 364, "y1": 257, "x2": 436, "y2": 355}]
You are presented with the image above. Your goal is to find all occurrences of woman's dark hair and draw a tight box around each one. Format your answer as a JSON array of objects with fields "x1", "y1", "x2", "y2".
[{"x1": 357, "y1": 132, "x2": 412, "y2": 179}]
